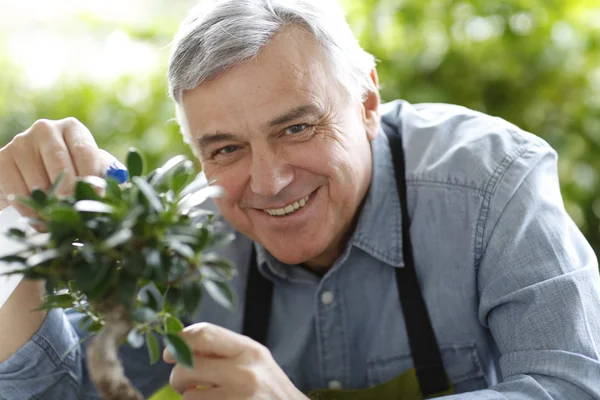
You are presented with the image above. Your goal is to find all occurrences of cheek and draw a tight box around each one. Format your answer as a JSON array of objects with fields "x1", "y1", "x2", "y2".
[{"x1": 203, "y1": 166, "x2": 246, "y2": 209}]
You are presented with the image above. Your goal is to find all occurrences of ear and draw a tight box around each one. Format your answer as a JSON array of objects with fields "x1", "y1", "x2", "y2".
[{"x1": 362, "y1": 68, "x2": 380, "y2": 141}]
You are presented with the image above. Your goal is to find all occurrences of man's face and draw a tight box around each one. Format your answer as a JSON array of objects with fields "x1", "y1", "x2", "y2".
[{"x1": 182, "y1": 26, "x2": 379, "y2": 269}]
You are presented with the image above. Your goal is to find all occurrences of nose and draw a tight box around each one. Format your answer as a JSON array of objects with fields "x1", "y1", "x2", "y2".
[{"x1": 249, "y1": 147, "x2": 294, "y2": 197}]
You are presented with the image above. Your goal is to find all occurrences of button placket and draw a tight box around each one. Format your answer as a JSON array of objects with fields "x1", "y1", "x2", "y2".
[{"x1": 315, "y1": 277, "x2": 348, "y2": 391}]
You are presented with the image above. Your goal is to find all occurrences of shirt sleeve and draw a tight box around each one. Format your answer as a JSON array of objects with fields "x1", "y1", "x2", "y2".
[
  {"x1": 444, "y1": 143, "x2": 600, "y2": 398},
  {"x1": 0, "y1": 307, "x2": 173, "y2": 400}
]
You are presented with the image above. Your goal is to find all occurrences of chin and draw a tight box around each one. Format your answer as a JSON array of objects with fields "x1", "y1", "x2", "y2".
[{"x1": 267, "y1": 244, "x2": 323, "y2": 266}]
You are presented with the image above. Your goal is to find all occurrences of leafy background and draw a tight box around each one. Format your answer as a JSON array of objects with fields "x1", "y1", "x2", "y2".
[
  {"x1": 1, "y1": 0, "x2": 598, "y2": 256},
  {"x1": 0, "y1": 0, "x2": 598, "y2": 398}
]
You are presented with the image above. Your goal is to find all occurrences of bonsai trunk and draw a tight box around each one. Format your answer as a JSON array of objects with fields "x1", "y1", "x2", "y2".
[{"x1": 86, "y1": 298, "x2": 144, "y2": 400}]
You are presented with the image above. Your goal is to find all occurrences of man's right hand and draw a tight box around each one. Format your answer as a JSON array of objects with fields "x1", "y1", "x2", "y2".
[
  {"x1": 0, "y1": 117, "x2": 115, "y2": 219},
  {"x1": 0, "y1": 117, "x2": 117, "y2": 363}
]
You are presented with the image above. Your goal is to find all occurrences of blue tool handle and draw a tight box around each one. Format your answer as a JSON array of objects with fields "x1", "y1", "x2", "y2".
[{"x1": 105, "y1": 161, "x2": 129, "y2": 184}]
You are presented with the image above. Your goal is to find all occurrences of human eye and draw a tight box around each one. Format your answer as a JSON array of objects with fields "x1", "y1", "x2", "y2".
[
  {"x1": 212, "y1": 144, "x2": 239, "y2": 158},
  {"x1": 284, "y1": 124, "x2": 310, "y2": 135}
]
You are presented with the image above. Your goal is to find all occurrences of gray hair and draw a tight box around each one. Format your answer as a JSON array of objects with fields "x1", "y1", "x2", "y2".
[{"x1": 167, "y1": 0, "x2": 376, "y2": 109}]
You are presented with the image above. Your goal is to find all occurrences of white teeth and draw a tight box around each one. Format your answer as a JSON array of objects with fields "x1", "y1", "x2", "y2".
[{"x1": 264, "y1": 195, "x2": 310, "y2": 217}]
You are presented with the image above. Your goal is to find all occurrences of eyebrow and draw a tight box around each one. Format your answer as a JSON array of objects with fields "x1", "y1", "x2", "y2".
[
  {"x1": 265, "y1": 103, "x2": 322, "y2": 127},
  {"x1": 196, "y1": 131, "x2": 240, "y2": 150},
  {"x1": 196, "y1": 103, "x2": 322, "y2": 149}
]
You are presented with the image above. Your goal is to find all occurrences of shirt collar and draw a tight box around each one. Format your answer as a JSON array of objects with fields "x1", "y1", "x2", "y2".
[
  {"x1": 350, "y1": 126, "x2": 405, "y2": 268},
  {"x1": 255, "y1": 124, "x2": 405, "y2": 281}
]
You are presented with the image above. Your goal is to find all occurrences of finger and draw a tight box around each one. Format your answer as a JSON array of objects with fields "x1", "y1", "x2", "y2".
[
  {"x1": 38, "y1": 130, "x2": 77, "y2": 197},
  {"x1": 14, "y1": 139, "x2": 51, "y2": 194},
  {"x1": 164, "y1": 323, "x2": 249, "y2": 362},
  {"x1": 0, "y1": 154, "x2": 39, "y2": 219},
  {"x1": 169, "y1": 358, "x2": 229, "y2": 394},
  {"x1": 182, "y1": 387, "x2": 227, "y2": 400},
  {"x1": 59, "y1": 118, "x2": 105, "y2": 177}
]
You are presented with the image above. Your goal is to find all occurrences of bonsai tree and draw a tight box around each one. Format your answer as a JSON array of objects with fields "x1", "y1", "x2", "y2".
[{"x1": 0, "y1": 149, "x2": 236, "y2": 400}]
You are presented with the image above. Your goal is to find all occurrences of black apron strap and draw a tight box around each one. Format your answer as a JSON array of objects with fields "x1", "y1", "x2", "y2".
[
  {"x1": 241, "y1": 118, "x2": 450, "y2": 397},
  {"x1": 242, "y1": 248, "x2": 273, "y2": 346},
  {"x1": 381, "y1": 118, "x2": 451, "y2": 396}
]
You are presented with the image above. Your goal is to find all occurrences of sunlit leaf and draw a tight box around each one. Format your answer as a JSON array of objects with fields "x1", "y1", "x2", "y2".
[
  {"x1": 203, "y1": 280, "x2": 235, "y2": 310},
  {"x1": 74, "y1": 200, "x2": 114, "y2": 214},
  {"x1": 26, "y1": 248, "x2": 62, "y2": 267},
  {"x1": 150, "y1": 155, "x2": 188, "y2": 187},
  {"x1": 177, "y1": 185, "x2": 224, "y2": 214},
  {"x1": 81, "y1": 175, "x2": 107, "y2": 190},
  {"x1": 130, "y1": 307, "x2": 159, "y2": 323},
  {"x1": 167, "y1": 238, "x2": 195, "y2": 259},
  {"x1": 127, "y1": 328, "x2": 145, "y2": 349},
  {"x1": 133, "y1": 177, "x2": 164, "y2": 212},
  {"x1": 103, "y1": 228, "x2": 132, "y2": 249},
  {"x1": 164, "y1": 314, "x2": 185, "y2": 334}
]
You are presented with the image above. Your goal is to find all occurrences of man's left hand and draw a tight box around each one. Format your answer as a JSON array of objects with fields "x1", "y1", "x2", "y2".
[{"x1": 163, "y1": 322, "x2": 309, "y2": 400}]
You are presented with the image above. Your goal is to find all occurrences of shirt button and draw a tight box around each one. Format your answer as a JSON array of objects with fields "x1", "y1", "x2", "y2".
[
  {"x1": 328, "y1": 380, "x2": 343, "y2": 389},
  {"x1": 321, "y1": 290, "x2": 334, "y2": 305}
]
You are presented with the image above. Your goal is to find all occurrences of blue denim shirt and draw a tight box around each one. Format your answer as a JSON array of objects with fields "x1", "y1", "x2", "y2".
[{"x1": 2, "y1": 100, "x2": 600, "y2": 399}]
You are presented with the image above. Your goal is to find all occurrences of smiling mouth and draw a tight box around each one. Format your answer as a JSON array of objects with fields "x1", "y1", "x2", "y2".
[{"x1": 262, "y1": 194, "x2": 311, "y2": 217}]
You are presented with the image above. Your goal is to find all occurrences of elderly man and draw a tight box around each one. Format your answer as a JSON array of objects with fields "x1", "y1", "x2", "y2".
[{"x1": 1, "y1": 0, "x2": 600, "y2": 399}]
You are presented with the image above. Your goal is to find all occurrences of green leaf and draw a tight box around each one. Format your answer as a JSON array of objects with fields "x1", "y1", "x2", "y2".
[
  {"x1": 102, "y1": 228, "x2": 132, "y2": 249},
  {"x1": 88, "y1": 320, "x2": 104, "y2": 333},
  {"x1": 202, "y1": 254, "x2": 235, "y2": 279},
  {"x1": 48, "y1": 172, "x2": 66, "y2": 197},
  {"x1": 171, "y1": 160, "x2": 196, "y2": 195},
  {"x1": 0, "y1": 254, "x2": 27, "y2": 264},
  {"x1": 127, "y1": 328, "x2": 145, "y2": 348},
  {"x1": 146, "y1": 332, "x2": 161, "y2": 364},
  {"x1": 75, "y1": 180, "x2": 99, "y2": 201},
  {"x1": 74, "y1": 200, "x2": 114, "y2": 213},
  {"x1": 7, "y1": 228, "x2": 26, "y2": 239},
  {"x1": 15, "y1": 196, "x2": 44, "y2": 212},
  {"x1": 106, "y1": 178, "x2": 122, "y2": 200},
  {"x1": 47, "y1": 205, "x2": 81, "y2": 227},
  {"x1": 139, "y1": 287, "x2": 160, "y2": 311},
  {"x1": 164, "y1": 314, "x2": 185, "y2": 334},
  {"x1": 132, "y1": 177, "x2": 163, "y2": 212},
  {"x1": 130, "y1": 307, "x2": 159, "y2": 323},
  {"x1": 203, "y1": 280, "x2": 235, "y2": 310},
  {"x1": 181, "y1": 281, "x2": 203, "y2": 316},
  {"x1": 60, "y1": 332, "x2": 93, "y2": 362},
  {"x1": 43, "y1": 293, "x2": 75, "y2": 308},
  {"x1": 31, "y1": 188, "x2": 47, "y2": 206},
  {"x1": 164, "y1": 333, "x2": 193, "y2": 369},
  {"x1": 44, "y1": 276, "x2": 58, "y2": 294},
  {"x1": 126, "y1": 148, "x2": 144, "y2": 178},
  {"x1": 117, "y1": 272, "x2": 138, "y2": 309},
  {"x1": 165, "y1": 287, "x2": 183, "y2": 313},
  {"x1": 149, "y1": 155, "x2": 188, "y2": 187}
]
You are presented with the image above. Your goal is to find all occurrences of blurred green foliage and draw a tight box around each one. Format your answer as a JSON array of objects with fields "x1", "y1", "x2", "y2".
[{"x1": 0, "y1": 0, "x2": 599, "y2": 258}]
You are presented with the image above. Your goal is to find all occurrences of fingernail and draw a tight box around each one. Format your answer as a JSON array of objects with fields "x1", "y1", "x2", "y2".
[
  {"x1": 163, "y1": 349, "x2": 175, "y2": 363},
  {"x1": 105, "y1": 161, "x2": 129, "y2": 184}
]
